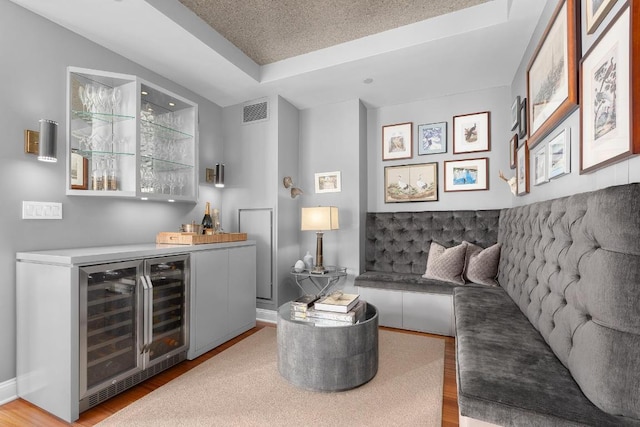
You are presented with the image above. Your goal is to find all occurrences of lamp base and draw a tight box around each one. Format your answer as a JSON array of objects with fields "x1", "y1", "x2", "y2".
[{"x1": 310, "y1": 266, "x2": 327, "y2": 274}]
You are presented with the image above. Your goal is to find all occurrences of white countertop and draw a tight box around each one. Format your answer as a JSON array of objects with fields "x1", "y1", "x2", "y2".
[{"x1": 16, "y1": 240, "x2": 256, "y2": 266}]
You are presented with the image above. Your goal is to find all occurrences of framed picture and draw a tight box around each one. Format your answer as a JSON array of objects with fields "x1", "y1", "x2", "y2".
[
  {"x1": 548, "y1": 128, "x2": 571, "y2": 179},
  {"x1": 382, "y1": 122, "x2": 412, "y2": 160},
  {"x1": 314, "y1": 171, "x2": 341, "y2": 193},
  {"x1": 580, "y1": 3, "x2": 639, "y2": 174},
  {"x1": 384, "y1": 162, "x2": 438, "y2": 203},
  {"x1": 453, "y1": 111, "x2": 490, "y2": 154},
  {"x1": 533, "y1": 146, "x2": 548, "y2": 186},
  {"x1": 518, "y1": 98, "x2": 528, "y2": 139},
  {"x1": 526, "y1": 0, "x2": 580, "y2": 149},
  {"x1": 417, "y1": 122, "x2": 447, "y2": 155},
  {"x1": 444, "y1": 157, "x2": 488, "y2": 192},
  {"x1": 516, "y1": 142, "x2": 530, "y2": 195},
  {"x1": 509, "y1": 134, "x2": 518, "y2": 169},
  {"x1": 586, "y1": 0, "x2": 617, "y2": 34},
  {"x1": 70, "y1": 152, "x2": 88, "y2": 190},
  {"x1": 511, "y1": 96, "x2": 520, "y2": 131}
]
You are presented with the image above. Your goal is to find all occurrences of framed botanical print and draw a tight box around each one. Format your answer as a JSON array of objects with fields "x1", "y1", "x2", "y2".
[
  {"x1": 518, "y1": 98, "x2": 528, "y2": 139},
  {"x1": 453, "y1": 111, "x2": 490, "y2": 154},
  {"x1": 586, "y1": 0, "x2": 617, "y2": 34},
  {"x1": 511, "y1": 96, "x2": 520, "y2": 131},
  {"x1": 516, "y1": 142, "x2": 530, "y2": 195},
  {"x1": 70, "y1": 152, "x2": 88, "y2": 190},
  {"x1": 580, "y1": 3, "x2": 639, "y2": 174},
  {"x1": 384, "y1": 162, "x2": 438, "y2": 203},
  {"x1": 382, "y1": 122, "x2": 412, "y2": 160},
  {"x1": 526, "y1": 0, "x2": 580, "y2": 149},
  {"x1": 417, "y1": 122, "x2": 447, "y2": 155},
  {"x1": 444, "y1": 158, "x2": 489, "y2": 192},
  {"x1": 533, "y1": 146, "x2": 548, "y2": 186},
  {"x1": 548, "y1": 128, "x2": 571, "y2": 179}
]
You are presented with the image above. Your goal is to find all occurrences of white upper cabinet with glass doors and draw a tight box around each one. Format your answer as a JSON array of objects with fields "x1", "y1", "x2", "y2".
[{"x1": 66, "y1": 67, "x2": 198, "y2": 202}]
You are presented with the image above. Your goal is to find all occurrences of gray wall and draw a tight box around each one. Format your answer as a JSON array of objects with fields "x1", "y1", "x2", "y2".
[
  {"x1": 298, "y1": 99, "x2": 367, "y2": 290},
  {"x1": 510, "y1": 0, "x2": 640, "y2": 206},
  {"x1": 367, "y1": 86, "x2": 514, "y2": 212},
  {"x1": 0, "y1": 1, "x2": 224, "y2": 383}
]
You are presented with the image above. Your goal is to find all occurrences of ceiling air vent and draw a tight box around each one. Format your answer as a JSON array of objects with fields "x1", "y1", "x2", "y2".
[{"x1": 242, "y1": 99, "x2": 269, "y2": 124}]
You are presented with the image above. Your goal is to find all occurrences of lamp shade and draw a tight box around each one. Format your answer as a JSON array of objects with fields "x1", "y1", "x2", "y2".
[
  {"x1": 38, "y1": 119, "x2": 58, "y2": 162},
  {"x1": 301, "y1": 206, "x2": 339, "y2": 231}
]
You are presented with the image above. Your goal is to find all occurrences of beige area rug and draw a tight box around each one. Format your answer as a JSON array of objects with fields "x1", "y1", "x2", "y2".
[{"x1": 97, "y1": 327, "x2": 445, "y2": 427}]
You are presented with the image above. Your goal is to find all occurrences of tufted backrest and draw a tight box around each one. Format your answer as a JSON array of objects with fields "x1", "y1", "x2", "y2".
[
  {"x1": 497, "y1": 183, "x2": 640, "y2": 419},
  {"x1": 365, "y1": 210, "x2": 500, "y2": 274}
]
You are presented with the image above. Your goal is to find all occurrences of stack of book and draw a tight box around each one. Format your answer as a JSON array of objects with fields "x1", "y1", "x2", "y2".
[{"x1": 290, "y1": 293, "x2": 366, "y2": 326}]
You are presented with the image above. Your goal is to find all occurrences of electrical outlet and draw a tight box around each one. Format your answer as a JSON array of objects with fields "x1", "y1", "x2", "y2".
[{"x1": 22, "y1": 201, "x2": 63, "y2": 220}]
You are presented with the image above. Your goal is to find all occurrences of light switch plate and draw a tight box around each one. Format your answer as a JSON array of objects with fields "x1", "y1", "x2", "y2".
[{"x1": 22, "y1": 201, "x2": 62, "y2": 219}]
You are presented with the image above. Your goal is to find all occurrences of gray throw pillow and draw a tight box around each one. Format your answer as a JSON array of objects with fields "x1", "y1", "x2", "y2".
[
  {"x1": 422, "y1": 241, "x2": 467, "y2": 285},
  {"x1": 464, "y1": 242, "x2": 501, "y2": 286}
]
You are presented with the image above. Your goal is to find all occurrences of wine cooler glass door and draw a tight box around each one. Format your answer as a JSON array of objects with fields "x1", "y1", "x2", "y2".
[
  {"x1": 143, "y1": 255, "x2": 189, "y2": 366},
  {"x1": 79, "y1": 260, "x2": 144, "y2": 399}
]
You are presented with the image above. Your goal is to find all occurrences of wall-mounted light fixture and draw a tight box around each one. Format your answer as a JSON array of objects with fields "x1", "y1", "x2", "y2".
[
  {"x1": 24, "y1": 119, "x2": 58, "y2": 162},
  {"x1": 205, "y1": 163, "x2": 225, "y2": 188}
]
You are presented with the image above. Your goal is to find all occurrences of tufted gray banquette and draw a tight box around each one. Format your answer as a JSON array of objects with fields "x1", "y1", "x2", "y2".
[
  {"x1": 357, "y1": 210, "x2": 501, "y2": 293},
  {"x1": 357, "y1": 183, "x2": 640, "y2": 426}
]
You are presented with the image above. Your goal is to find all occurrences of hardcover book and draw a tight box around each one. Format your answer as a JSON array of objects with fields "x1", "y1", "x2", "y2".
[
  {"x1": 307, "y1": 300, "x2": 367, "y2": 323},
  {"x1": 314, "y1": 293, "x2": 359, "y2": 313}
]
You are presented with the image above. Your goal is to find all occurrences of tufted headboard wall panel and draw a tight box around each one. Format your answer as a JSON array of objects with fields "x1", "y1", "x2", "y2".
[
  {"x1": 497, "y1": 183, "x2": 640, "y2": 419},
  {"x1": 365, "y1": 210, "x2": 501, "y2": 275}
]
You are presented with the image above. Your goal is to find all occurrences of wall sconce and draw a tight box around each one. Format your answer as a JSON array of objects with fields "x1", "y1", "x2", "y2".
[
  {"x1": 205, "y1": 163, "x2": 225, "y2": 188},
  {"x1": 24, "y1": 119, "x2": 58, "y2": 162}
]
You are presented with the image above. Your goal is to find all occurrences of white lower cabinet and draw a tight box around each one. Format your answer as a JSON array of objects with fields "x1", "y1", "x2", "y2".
[
  {"x1": 357, "y1": 286, "x2": 454, "y2": 336},
  {"x1": 188, "y1": 245, "x2": 256, "y2": 359}
]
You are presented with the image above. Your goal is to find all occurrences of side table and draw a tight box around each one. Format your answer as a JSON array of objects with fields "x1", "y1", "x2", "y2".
[
  {"x1": 277, "y1": 301, "x2": 379, "y2": 391},
  {"x1": 290, "y1": 265, "x2": 347, "y2": 296}
]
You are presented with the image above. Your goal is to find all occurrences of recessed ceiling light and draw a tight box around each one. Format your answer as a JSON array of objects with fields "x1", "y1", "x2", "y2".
[
  {"x1": 141, "y1": 91, "x2": 148, "y2": 95},
  {"x1": 363, "y1": 78, "x2": 374, "y2": 84},
  {"x1": 168, "y1": 102, "x2": 176, "y2": 107}
]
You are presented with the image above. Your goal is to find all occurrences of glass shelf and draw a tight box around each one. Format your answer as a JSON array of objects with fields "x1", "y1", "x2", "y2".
[
  {"x1": 141, "y1": 155, "x2": 194, "y2": 172},
  {"x1": 72, "y1": 109, "x2": 136, "y2": 125},
  {"x1": 140, "y1": 119, "x2": 194, "y2": 140}
]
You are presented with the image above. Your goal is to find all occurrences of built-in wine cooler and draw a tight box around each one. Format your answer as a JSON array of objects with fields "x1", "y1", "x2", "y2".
[{"x1": 79, "y1": 254, "x2": 189, "y2": 412}]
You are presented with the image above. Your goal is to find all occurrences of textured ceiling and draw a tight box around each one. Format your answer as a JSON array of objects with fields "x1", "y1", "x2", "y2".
[{"x1": 178, "y1": 0, "x2": 491, "y2": 65}]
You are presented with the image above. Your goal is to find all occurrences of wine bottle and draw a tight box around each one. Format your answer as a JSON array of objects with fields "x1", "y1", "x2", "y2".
[{"x1": 202, "y1": 202, "x2": 213, "y2": 232}]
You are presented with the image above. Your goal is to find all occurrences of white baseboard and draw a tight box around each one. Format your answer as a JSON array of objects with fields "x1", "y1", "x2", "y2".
[
  {"x1": 0, "y1": 378, "x2": 17, "y2": 405},
  {"x1": 256, "y1": 308, "x2": 277, "y2": 324}
]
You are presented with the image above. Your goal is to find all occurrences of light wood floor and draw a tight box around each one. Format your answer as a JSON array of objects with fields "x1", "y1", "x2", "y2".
[{"x1": 0, "y1": 323, "x2": 458, "y2": 426}]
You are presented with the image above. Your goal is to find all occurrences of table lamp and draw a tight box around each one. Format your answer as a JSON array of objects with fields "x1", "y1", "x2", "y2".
[{"x1": 301, "y1": 206, "x2": 339, "y2": 274}]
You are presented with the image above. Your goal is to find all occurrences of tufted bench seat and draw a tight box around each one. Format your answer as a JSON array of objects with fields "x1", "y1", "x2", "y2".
[
  {"x1": 456, "y1": 183, "x2": 640, "y2": 426},
  {"x1": 356, "y1": 210, "x2": 500, "y2": 335}
]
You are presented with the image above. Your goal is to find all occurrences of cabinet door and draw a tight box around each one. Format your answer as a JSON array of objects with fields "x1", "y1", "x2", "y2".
[
  {"x1": 228, "y1": 246, "x2": 257, "y2": 335},
  {"x1": 190, "y1": 250, "x2": 229, "y2": 358}
]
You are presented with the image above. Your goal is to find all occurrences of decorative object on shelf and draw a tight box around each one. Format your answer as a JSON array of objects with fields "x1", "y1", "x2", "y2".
[
  {"x1": 580, "y1": 3, "x2": 638, "y2": 174},
  {"x1": 417, "y1": 121, "x2": 447, "y2": 155},
  {"x1": 384, "y1": 162, "x2": 438, "y2": 203},
  {"x1": 303, "y1": 251, "x2": 313, "y2": 270},
  {"x1": 205, "y1": 163, "x2": 225, "y2": 187},
  {"x1": 533, "y1": 145, "x2": 548, "y2": 186},
  {"x1": 453, "y1": 111, "x2": 490, "y2": 154},
  {"x1": 586, "y1": 0, "x2": 618, "y2": 34},
  {"x1": 300, "y1": 206, "x2": 339, "y2": 274},
  {"x1": 509, "y1": 134, "x2": 518, "y2": 169},
  {"x1": 548, "y1": 128, "x2": 571, "y2": 179},
  {"x1": 293, "y1": 260, "x2": 305, "y2": 273},
  {"x1": 516, "y1": 142, "x2": 530, "y2": 195},
  {"x1": 510, "y1": 96, "x2": 520, "y2": 131},
  {"x1": 70, "y1": 152, "x2": 88, "y2": 190},
  {"x1": 202, "y1": 202, "x2": 213, "y2": 232},
  {"x1": 444, "y1": 158, "x2": 489, "y2": 192},
  {"x1": 282, "y1": 176, "x2": 303, "y2": 198},
  {"x1": 526, "y1": 0, "x2": 580, "y2": 149},
  {"x1": 314, "y1": 171, "x2": 341, "y2": 193},
  {"x1": 518, "y1": 97, "x2": 528, "y2": 139},
  {"x1": 382, "y1": 122, "x2": 412, "y2": 161},
  {"x1": 24, "y1": 119, "x2": 58, "y2": 162},
  {"x1": 498, "y1": 170, "x2": 517, "y2": 196}
]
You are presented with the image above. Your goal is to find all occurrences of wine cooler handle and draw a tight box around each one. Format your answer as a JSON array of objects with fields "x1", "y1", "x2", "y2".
[
  {"x1": 144, "y1": 275, "x2": 154, "y2": 353},
  {"x1": 141, "y1": 276, "x2": 150, "y2": 354}
]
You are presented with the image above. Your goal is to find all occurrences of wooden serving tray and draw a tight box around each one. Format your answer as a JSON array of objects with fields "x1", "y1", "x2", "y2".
[{"x1": 156, "y1": 232, "x2": 247, "y2": 245}]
